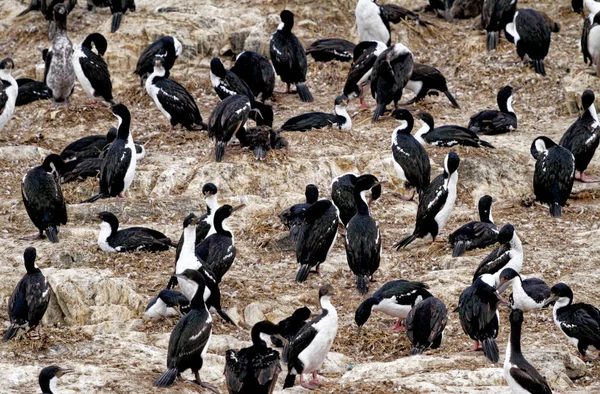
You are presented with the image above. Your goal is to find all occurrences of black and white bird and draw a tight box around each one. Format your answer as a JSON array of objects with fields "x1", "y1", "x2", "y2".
[
  {"x1": 236, "y1": 125, "x2": 287, "y2": 160},
  {"x1": 482, "y1": 0, "x2": 517, "y2": 51},
  {"x1": 472, "y1": 224, "x2": 523, "y2": 287},
  {"x1": 497, "y1": 268, "x2": 550, "y2": 312},
  {"x1": 153, "y1": 273, "x2": 218, "y2": 392},
  {"x1": 345, "y1": 175, "x2": 384, "y2": 295},
  {"x1": 280, "y1": 95, "x2": 351, "y2": 132},
  {"x1": 230, "y1": 51, "x2": 275, "y2": 102},
  {"x1": 391, "y1": 109, "x2": 431, "y2": 201},
  {"x1": 283, "y1": 284, "x2": 338, "y2": 390},
  {"x1": 0, "y1": 58, "x2": 18, "y2": 131},
  {"x1": 305, "y1": 38, "x2": 355, "y2": 62},
  {"x1": 448, "y1": 195, "x2": 499, "y2": 257},
  {"x1": 355, "y1": 280, "x2": 432, "y2": 331},
  {"x1": 468, "y1": 86, "x2": 518, "y2": 135},
  {"x1": 331, "y1": 173, "x2": 382, "y2": 227},
  {"x1": 87, "y1": 0, "x2": 135, "y2": 33},
  {"x1": 371, "y1": 43, "x2": 414, "y2": 122},
  {"x1": 457, "y1": 273, "x2": 504, "y2": 363},
  {"x1": 175, "y1": 183, "x2": 220, "y2": 262},
  {"x1": 208, "y1": 94, "x2": 252, "y2": 162},
  {"x1": 343, "y1": 40, "x2": 387, "y2": 109},
  {"x1": 504, "y1": 9, "x2": 552, "y2": 76},
  {"x1": 21, "y1": 154, "x2": 67, "y2": 243},
  {"x1": 3, "y1": 247, "x2": 50, "y2": 342},
  {"x1": 406, "y1": 296, "x2": 448, "y2": 355},
  {"x1": 559, "y1": 90, "x2": 600, "y2": 183},
  {"x1": 225, "y1": 320, "x2": 284, "y2": 394},
  {"x1": 44, "y1": 4, "x2": 75, "y2": 105},
  {"x1": 134, "y1": 36, "x2": 182, "y2": 85},
  {"x1": 60, "y1": 127, "x2": 116, "y2": 160},
  {"x1": 403, "y1": 63, "x2": 460, "y2": 108},
  {"x1": 355, "y1": 0, "x2": 392, "y2": 45},
  {"x1": 72, "y1": 33, "x2": 115, "y2": 104},
  {"x1": 96, "y1": 211, "x2": 175, "y2": 253},
  {"x1": 270, "y1": 10, "x2": 313, "y2": 102},
  {"x1": 531, "y1": 136, "x2": 575, "y2": 217},
  {"x1": 543, "y1": 283, "x2": 600, "y2": 361},
  {"x1": 280, "y1": 184, "x2": 319, "y2": 243},
  {"x1": 503, "y1": 309, "x2": 553, "y2": 394},
  {"x1": 196, "y1": 204, "x2": 245, "y2": 283},
  {"x1": 582, "y1": 8, "x2": 600, "y2": 74},
  {"x1": 414, "y1": 112, "x2": 495, "y2": 148},
  {"x1": 394, "y1": 152, "x2": 460, "y2": 249},
  {"x1": 144, "y1": 289, "x2": 189, "y2": 319},
  {"x1": 271, "y1": 306, "x2": 312, "y2": 347},
  {"x1": 295, "y1": 200, "x2": 339, "y2": 282},
  {"x1": 38, "y1": 365, "x2": 73, "y2": 394},
  {"x1": 15, "y1": 78, "x2": 51, "y2": 107},
  {"x1": 146, "y1": 56, "x2": 205, "y2": 131},
  {"x1": 83, "y1": 104, "x2": 137, "y2": 202}
]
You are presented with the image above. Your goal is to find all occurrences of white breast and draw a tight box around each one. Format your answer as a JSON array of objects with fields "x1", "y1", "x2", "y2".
[
  {"x1": 298, "y1": 305, "x2": 338, "y2": 374},
  {"x1": 72, "y1": 46, "x2": 95, "y2": 99},
  {"x1": 0, "y1": 75, "x2": 17, "y2": 130},
  {"x1": 97, "y1": 222, "x2": 116, "y2": 252},
  {"x1": 122, "y1": 134, "x2": 137, "y2": 194},
  {"x1": 146, "y1": 77, "x2": 172, "y2": 121},
  {"x1": 511, "y1": 281, "x2": 542, "y2": 311},
  {"x1": 588, "y1": 26, "x2": 600, "y2": 64},
  {"x1": 405, "y1": 80, "x2": 424, "y2": 95},
  {"x1": 434, "y1": 171, "x2": 458, "y2": 234},
  {"x1": 373, "y1": 297, "x2": 412, "y2": 319},
  {"x1": 356, "y1": 0, "x2": 390, "y2": 43}
]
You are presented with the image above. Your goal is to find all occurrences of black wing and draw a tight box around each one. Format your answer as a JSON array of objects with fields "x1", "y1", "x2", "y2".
[
  {"x1": 7, "y1": 277, "x2": 29, "y2": 324},
  {"x1": 22, "y1": 168, "x2": 68, "y2": 228},
  {"x1": 0, "y1": 80, "x2": 9, "y2": 116},
  {"x1": 521, "y1": 279, "x2": 550, "y2": 304},
  {"x1": 296, "y1": 201, "x2": 339, "y2": 267},
  {"x1": 135, "y1": 38, "x2": 171, "y2": 76},
  {"x1": 469, "y1": 222, "x2": 499, "y2": 249},
  {"x1": 376, "y1": 280, "x2": 429, "y2": 300},
  {"x1": 60, "y1": 135, "x2": 108, "y2": 160},
  {"x1": 25, "y1": 273, "x2": 50, "y2": 325},
  {"x1": 380, "y1": 4, "x2": 420, "y2": 23},
  {"x1": 111, "y1": 228, "x2": 172, "y2": 252},
  {"x1": 79, "y1": 49, "x2": 113, "y2": 99},
  {"x1": 472, "y1": 244, "x2": 510, "y2": 281},
  {"x1": 509, "y1": 366, "x2": 552, "y2": 394},
  {"x1": 154, "y1": 78, "x2": 201, "y2": 126},
  {"x1": 392, "y1": 133, "x2": 431, "y2": 190},
  {"x1": 582, "y1": 17, "x2": 592, "y2": 65},
  {"x1": 558, "y1": 304, "x2": 600, "y2": 346},
  {"x1": 414, "y1": 174, "x2": 447, "y2": 237},
  {"x1": 224, "y1": 349, "x2": 246, "y2": 392},
  {"x1": 410, "y1": 63, "x2": 446, "y2": 85},
  {"x1": 15, "y1": 79, "x2": 51, "y2": 107},
  {"x1": 306, "y1": 38, "x2": 355, "y2": 62},
  {"x1": 425, "y1": 126, "x2": 483, "y2": 147},
  {"x1": 62, "y1": 158, "x2": 102, "y2": 183},
  {"x1": 281, "y1": 112, "x2": 338, "y2": 131},
  {"x1": 100, "y1": 142, "x2": 132, "y2": 197},
  {"x1": 284, "y1": 319, "x2": 319, "y2": 364},
  {"x1": 533, "y1": 147, "x2": 575, "y2": 207},
  {"x1": 168, "y1": 311, "x2": 212, "y2": 367}
]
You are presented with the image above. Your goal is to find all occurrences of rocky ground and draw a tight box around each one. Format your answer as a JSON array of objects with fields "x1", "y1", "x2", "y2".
[{"x1": 1, "y1": 0, "x2": 600, "y2": 393}]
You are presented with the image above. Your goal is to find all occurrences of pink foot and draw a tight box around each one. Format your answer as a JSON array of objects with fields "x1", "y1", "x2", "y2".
[
  {"x1": 470, "y1": 341, "x2": 482, "y2": 351},
  {"x1": 575, "y1": 171, "x2": 600, "y2": 183},
  {"x1": 316, "y1": 265, "x2": 321, "y2": 276},
  {"x1": 299, "y1": 373, "x2": 319, "y2": 390},
  {"x1": 118, "y1": 193, "x2": 125, "y2": 198},
  {"x1": 392, "y1": 319, "x2": 405, "y2": 331},
  {"x1": 360, "y1": 97, "x2": 368, "y2": 109},
  {"x1": 310, "y1": 371, "x2": 320, "y2": 385}
]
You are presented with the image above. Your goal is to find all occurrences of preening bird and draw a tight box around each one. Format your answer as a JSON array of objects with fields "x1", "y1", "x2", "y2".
[
  {"x1": 231, "y1": 51, "x2": 275, "y2": 102},
  {"x1": 472, "y1": 224, "x2": 523, "y2": 287},
  {"x1": 271, "y1": 307, "x2": 312, "y2": 347},
  {"x1": 497, "y1": 268, "x2": 551, "y2": 312},
  {"x1": 406, "y1": 297, "x2": 448, "y2": 355},
  {"x1": 504, "y1": 9, "x2": 552, "y2": 76},
  {"x1": 280, "y1": 184, "x2": 319, "y2": 243},
  {"x1": 208, "y1": 94, "x2": 252, "y2": 162},
  {"x1": 448, "y1": 195, "x2": 499, "y2": 257},
  {"x1": 144, "y1": 289, "x2": 189, "y2": 319},
  {"x1": 343, "y1": 40, "x2": 387, "y2": 109},
  {"x1": 134, "y1": 36, "x2": 182, "y2": 85},
  {"x1": 403, "y1": 63, "x2": 460, "y2": 108},
  {"x1": 468, "y1": 86, "x2": 518, "y2": 135},
  {"x1": 72, "y1": 33, "x2": 115, "y2": 104},
  {"x1": 331, "y1": 173, "x2": 383, "y2": 227}
]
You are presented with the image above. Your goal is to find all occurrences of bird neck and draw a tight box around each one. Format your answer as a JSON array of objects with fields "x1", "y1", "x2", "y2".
[
  {"x1": 353, "y1": 189, "x2": 370, "y2": 216},
  {"x1": 586, "y1": 102, "x2": 599, "y2": 125},
  {"x1": 55, "y1": 18, "x2": 67, "y2": 35},
  {"x1": 509, "y1": 316, "x2": 522, "y2": 355},
  {"x1": 554, "y1": 296, "x2": 572, "y2": 311},
  {"x1": 413, "y1": 123, "x2": 429, "y2": 144},
  {"x1": 508, "y1": 234, "x2": 522, "y2": 253},
  {"x1": 182, "y1": 225, "x2": 197, "y2": 252},
  {"x1": 40, "y1": 375, "x2": 57, "y2": 394},
  {"x1": 205, "y1": 194, "x2": 219, "y2": 214},
  {"x1": 320, "y1": 295, "x2": 335, "y2": 315},
  {"x1": 500, "y1": 95, "x2": 515, "y2": 115},
  {"x1": 151, "y1": 66, "x2": 167, "y2": 79},
  {"x1": 0, "y1": 69, "x2": 15, "y2": 84},
  {"x1": 116, "y1": 117, "x2": 131, "y2": 141},
  {"x1": 334, "y1": 105, "x2": 351, "y2": 129},
  {"x1": 190, "y1": 285, "x2": 208, "y2": 309},
  {"x1": 214, "y1": 217, "x2": 232, "y2": 238}
]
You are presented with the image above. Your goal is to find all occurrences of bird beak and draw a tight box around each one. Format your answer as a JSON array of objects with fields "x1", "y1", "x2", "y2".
[
  {"x1": 542, "y1": 294, "x2": 558, "y2": 308},
  {"x1": 190, "y1": 217, "x2": 201, "y2": 225},
  {"x1": 57, "y1": 368, "x2": 74, "y2": 378},
  {"x1": 251, "y1": 108, "x2": 263, "y2": 120},
  {"x1": 174, "y1": 305, "x2": 183, "y2": 317},
  {"x1": 273, "y1": 334, "x2": 288, "y2": 344},
  {"x1": 495, "y1": 291, "x2": 510, "y2": 306},
  {"x1": 496, "y1": 281, "x2": 510, "y2": 294},
  {"x1": 94, "y1": 214, "x2": 103, "y2": 221},
  {"x1": 513, "y1": 87, "x2": 522, "y2": 92},
  {"x1": 232, "y1": 204, "x2": 246, "y2": 212}
]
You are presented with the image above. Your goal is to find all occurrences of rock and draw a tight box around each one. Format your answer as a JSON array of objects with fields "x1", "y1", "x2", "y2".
[
  {"x1": 244, "y1": 302, "x2": 266, "y2": 326},
  {"x1": 224, "y1": 306, "x2": 242, "y2": 326},
  {"x1": 210, "y1": 334, "x2": 251, "y2": 354},
  {"x1": 321, "y1": 351, "x2": 352, "y2": 374},
  {"x1": 151, "y1": 160, "x2": 196, "y2": 197},
  {"x1": 0, "y1": 145, "x2": 50, "y2": 161},
  {"x1": 563, "y1": 353, "x2": 587, "y2": 380},
  {"x1": 265, "y1": 231, "x2": 296, "y2": 252},
  {"x1": 563, "y1": 73, "x2": 600, "y2": 115}
]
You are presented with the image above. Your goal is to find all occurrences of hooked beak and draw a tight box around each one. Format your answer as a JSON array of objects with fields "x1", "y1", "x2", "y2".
[
  {"x1": 94, "y1": 213, "x2": 103, "y2": 221},
  {"x1": 542, "y1": 294, "x2": 558, "y2": 308},
  {"x1": 56, "y1": 368, "x2": 74, "y2": 378},
  {"x1": 495, "y1": 290, "x2": 510, "y2": 306},
  {"x1": 190, "y1": 217, "x2": 201, "y2": 226},
  {"x1": 513, "y1": 87, "x2": 522, "y2": 92},
  {"x1": 496, "y1": 280, "x2": 510, "y2": 295},
  {"x1": 174, "y1": 305, "x2": 183, "y2": 317},
  {"x1": 232, "y1": 204, "x2": 246, "y2": 212}
]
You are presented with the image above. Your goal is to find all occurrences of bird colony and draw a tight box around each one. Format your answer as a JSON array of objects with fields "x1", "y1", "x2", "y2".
[{"x1": 2, "y1": 0, "x2": 600, "y2": 393}]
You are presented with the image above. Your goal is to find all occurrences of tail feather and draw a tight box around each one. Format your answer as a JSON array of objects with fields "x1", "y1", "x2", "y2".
[
  {"x1": 549, "y1": 203, "x2": 562, "y2": 218},
  {"x1": 393, "y1": 233, "x2": 418, "y2": 250},
  {"x1": 46, "y1": 226, "x2": 59, "y2": 243},
  {"x1": 3, "y1": 325, "x2": 20, "y2": 342},
  {"x1": 253, "y1": 146, "x2": 267, "y2": 161},
  {"x1": 482, "y1": 338, "x2": 499, "y2": 363},
  {"x1": 283, "y1": 373, "x2": 296, "y2": 388},
  {"x1": 153, "y1": 368, "x2": 178, "y2": 387},
  {"x1": 82, "y1": 193, "x2": 106, "y2": 203},
  {"x1": 534, "y1": 59, "x2": 546, "y2": 76},
  {"x1": 452, "y1": 241, "x2": 466, "y2": 258},
  {"x1": 18, "y1": 5, "x2": 36, "y2": 17},
  {"x1": 295, "y1": 264, "x2": 311, "y2": 283},
  {"x1": 357, "y1": 274, "x2": 369, "y2": 295},
  {"x1": 296, "y1": 83, "x2": 313, "y2": 102},
  {"x1": 372, "y1": 104, "x2": 386, "y2": 122},
  {"x1": 411, "y1": 346, "x2": 425, "y2": 355},
  {"x1": 215, "y1": 141, "x2": 226, "y2": 162},
  {"x1": 111, "y1": 12, "x2": 123, "y2": 33},
  {"x1": 444, "y1": 90, "x2": 460, "y2": 108},
  {"x1": 486, "y1": 31, "x2": 498, "y2": 51},
  {"x1": 217, "y1": 308, "x2": 237, "y2": 326},
  {"x1": 479, "y1": 139, "x2": 495, "y2": 148}
]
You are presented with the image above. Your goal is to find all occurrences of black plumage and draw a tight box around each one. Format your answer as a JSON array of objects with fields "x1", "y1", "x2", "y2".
[
  {"x1": 450, "y1": 0, "x2": 484, "y2": 19},
  {"x1": 20, "y1": 0, "x2": 77, "y2": 39},
  {"x1": 371, "y1": 43, "x2": 414, "y2": 122},
  {"x1": 545, "y1": 283, "x2": 600, "y2": 360},
  {"x1": 17, "y1": 0, "x2": 41, "y2": 17},
  {"x1": 531, "y1": 136, "x2": 575, "y2": 217},
  {"x1": 195, "y1": 204, "x2": 244, "y2": 283},
  {"x1": 295, "y1": 200, "x2": 339, "y2": 282},
  {"x1": 231, "y1": 51, "x2": 275, "y2": 102},
  {"x1": 153, "y1": 273, "x2": 218, "y2": 392},
  {"x1": 394, "y1": 152, "x2": 460, "y2": 249},
  {"x1": 60, "y1": 127, "x2": 116, "y2": 160},
  {"x1": 448, "y1": 195, "x2": 499, "y2": 257},
  {"x1": 343, "y1": 40, "x2": 387, "y2": 109},
  {"x1": 406, "y1": 297, "x2": 448, "y2": 355},
  {"x1": 208, "y1": 94, "x2": 251, "y2": 162},
  {"x1": 504, "y1": 9, "x2": 552, "y2": 76},
  {"x1": 468, "y1": 86, "x2": 518, "y2": 135},
  {"x1": 403, "y1": 63, "x2": 460, "y2": 108},
  {"x1": 503, "y1": 309, "x2": 553, "y2": 394},
  {"x1": 355, "y1": 280, "x2": 432, "y2": 331},
  {"x1": 482, "y1": 0, "x2": 517, "y2": 51},
  {"x1": 237, "y1": 125, "x2": 288, "y2": 160},
  {"x1": 472, "y1": 223, "x2": 522, "y2": 286},
  {"x1": 381, "y1": 3, "x2": 433, "y2": 25},
  {"x1": 96, "y1": 211, "x2": 175, "y2": 253},
  {"x1": 331, "y1": 173, "x2": 382, "y2": 227},
  {"x1": 73, "y1": 33, "x2": 114, "y2": 104},
  {"x1": 87, "y1": 0, "x2": 136, "y2": 33},
  {"x1": 581, "y1": 11, "x2": 600, "y2": 70},
  {"x1": 415, "y1": 112, "x2": 495, "y2": 148},
  {"x1": 280, "y1": 184, "x2": 319, "y2": 243},
  {"x1": 280, "y1": 95, "x2": 350, "y2": 132},
  {"x1": 345, "y1": 175, "x2": 383, "y2": 295},
  {"x1": 38, "y1": 366, "x2": 73, "y2": 394},
  {"x1": 225, "y1": 320, "x2": 283, "y2": 394},
  {"x1": 497, "y1": 268, "x2": 551, "y2": 311},
  {"x1": 270, "y1": 10, "x2": 313, "y2": 102},
  {"x1": 271, "y1": 307, "x2": 311, "y2": 347},
  {"x1": 83, "y1": 104, "x2": 137, "y2": 202},
  {"x1": 3, "y1": 247, "x2": 50, "y2": 342},
  {"x1": 305, "y1": 38, "x2": 355, "y2": 62},
  {"x1": 559, "y1": 89, "x2": 600, "y2": 183},
  {"x1": 61, "y1": 157, "x2": 102, "y2": 183},
  {"x1": 134, "y1": 36, "x2": 182, "y2": 84},
  {"x1": 144, "y1": 289, "x2": 189, "y2": 319},
  {"x1": 146, "y1": 56, "x2": 205, "y2": 131},
  {"x1": 15, "y1": 78, "x2": 51, "y2": 107},
  {"x1": 457, "y1": 274, "x2": 503, "y2": 363},
  {"x1": 390, "y1": 109, "x2": 431, "y2": 201},
  {"x1": 21, "y1": 154, "x2": 67, "y2": 243}
]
